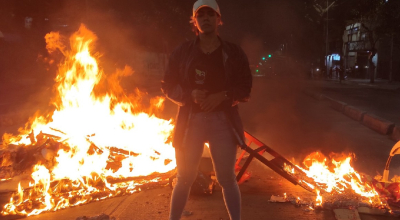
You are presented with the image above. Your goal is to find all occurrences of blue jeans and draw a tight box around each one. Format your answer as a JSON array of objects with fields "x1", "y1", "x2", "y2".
[{"x1": 169, "y1": 111, "x2": 241, "y2": 220}]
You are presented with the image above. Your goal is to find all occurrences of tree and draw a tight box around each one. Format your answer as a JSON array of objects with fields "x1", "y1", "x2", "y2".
[
  {"x1": 295, "y1": 0, "x2": 350, "y2": 71},
  {"x1": 379, "y1": 0, "x2": 400, "y2": 82}
]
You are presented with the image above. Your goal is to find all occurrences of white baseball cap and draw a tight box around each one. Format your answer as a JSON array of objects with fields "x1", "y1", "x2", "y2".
[{"x1": 193, "y1": 0, "x2": 221, "y2": 17}]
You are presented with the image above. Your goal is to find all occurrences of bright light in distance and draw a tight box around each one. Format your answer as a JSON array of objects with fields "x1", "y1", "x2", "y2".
[{"x1": 332, "y1": 54, "x2": 341, "y2": 61}]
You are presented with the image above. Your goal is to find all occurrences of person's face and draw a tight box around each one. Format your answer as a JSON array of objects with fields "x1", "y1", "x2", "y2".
[{"x1": 194, "y1": 7, "x2": 220, "y2": 34}]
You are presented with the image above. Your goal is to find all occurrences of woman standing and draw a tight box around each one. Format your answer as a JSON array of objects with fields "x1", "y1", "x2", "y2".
[{"x1": 161, "y1": 0, "x2": 252, "y2": 219}]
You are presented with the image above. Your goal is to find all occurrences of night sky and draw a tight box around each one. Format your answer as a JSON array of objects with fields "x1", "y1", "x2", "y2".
[{"x1": 0, "y1": 0, "x2": 329, "y2": 64}]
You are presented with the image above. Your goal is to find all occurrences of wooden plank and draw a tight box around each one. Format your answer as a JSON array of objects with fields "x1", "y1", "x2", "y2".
[
  {"x1": 333, "y1": 209, "x2": 361, "y2": 220},
  {"x1": 357, "y1": 207, "x2": 386, "y2": 215}
]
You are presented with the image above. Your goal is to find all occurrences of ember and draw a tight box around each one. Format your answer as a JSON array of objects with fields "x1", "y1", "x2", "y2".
[{"x1": 1, "y1": 24, "x2": 176, "y2": 216}]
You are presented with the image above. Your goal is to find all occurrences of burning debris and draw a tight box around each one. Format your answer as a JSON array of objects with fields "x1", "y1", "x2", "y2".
[
  {"x1": 234, "y1": 132, "x2": 400, "y2": 217},
  {"x1": 282, "y1": 152, "x2": 387, "y2": 206},
  {"x1": 0, "y1": 24, "x2": 176, "y2": 217},
  {"x1": 266, "y1": 145, "x2": 400, "y2": 218}
]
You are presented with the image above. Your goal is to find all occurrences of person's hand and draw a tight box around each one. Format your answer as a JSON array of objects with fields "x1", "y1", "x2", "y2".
[
  {"x1": 200, "y1": 91, "x2": 227, "y2": 112},
  {"x1": 191, "y1": 89, "x2": 207, "y2": 104}
]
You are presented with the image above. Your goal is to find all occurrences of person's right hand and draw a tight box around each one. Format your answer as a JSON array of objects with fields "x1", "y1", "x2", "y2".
[{"x1": 191, "y1": 89, "x2": 207, "y2": 104}]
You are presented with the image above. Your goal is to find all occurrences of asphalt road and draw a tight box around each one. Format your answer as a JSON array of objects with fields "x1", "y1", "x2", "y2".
[{"x1": 1, "y1": 76, "x2": 399, "y2": 220}]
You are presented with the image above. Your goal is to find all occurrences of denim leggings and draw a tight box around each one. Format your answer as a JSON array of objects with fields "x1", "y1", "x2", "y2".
[{"x1": 169, "y1": 111, "x2": 241, "y2": 220}]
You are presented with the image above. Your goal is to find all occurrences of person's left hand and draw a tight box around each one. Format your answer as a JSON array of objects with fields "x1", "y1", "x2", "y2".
[{"x1": 200, "y1": 91, "x2": 227, "y2": 112}]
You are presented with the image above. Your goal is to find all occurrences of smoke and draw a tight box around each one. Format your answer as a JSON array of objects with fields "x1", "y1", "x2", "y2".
[
  {"x1": 240, "y1": 34, "x2": 264, "y2": 66},
  {"x1": 0, "y1": 2, "x2": 179, "y2": 137}
]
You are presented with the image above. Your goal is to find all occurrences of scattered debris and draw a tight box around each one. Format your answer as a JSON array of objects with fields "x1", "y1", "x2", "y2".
[
  {"x1": 76, "y1": 213, "x2": 115, "y2": 220},
  {"x1": 182, "y1": 210, "x2": 193, "y2": 216},
  {"x1": 269, "y1": 195, "x2": 287, "y2": 203},
  {"x1": 333, "y1": 209, "x2": 361, "y2": 220}
]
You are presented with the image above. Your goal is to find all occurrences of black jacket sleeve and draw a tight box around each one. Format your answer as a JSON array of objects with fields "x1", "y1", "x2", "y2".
[
  {"x1": 161, "y1": 46, "x2": 191, "y2": 106},
  {"x1": 227, "y1": 46, "x2": 252, "y2": 105}
]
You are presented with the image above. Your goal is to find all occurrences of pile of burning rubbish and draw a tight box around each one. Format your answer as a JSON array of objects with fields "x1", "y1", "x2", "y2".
[
  {"x1": 0, "y1": 25, "x2": 176, "y2": 217},
  {"x1": 267, "y1": 149, "x2": 400, "y2": 218}
]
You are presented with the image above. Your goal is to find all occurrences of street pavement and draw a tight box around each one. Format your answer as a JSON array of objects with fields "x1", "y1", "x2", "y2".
[{"x1": 1, "y1": 76, "x2": 400, "y2": 219}]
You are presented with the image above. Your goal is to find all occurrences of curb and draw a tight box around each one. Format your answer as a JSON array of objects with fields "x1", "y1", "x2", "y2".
[
  {"x1": 312, "y1": 93, "x2": 324, "y2": 100},
  {"x1": 303, "y1": 90, "x2": 324, "y2": 100},
  {"x1": 343, "y1": 106, "x2": 366, "y2": 121},
  {"x1": 324, "y1": 79, "x2": 400, "y2": 91},
  {"x1": 362, "y1": 113, "x2": 395, "y2": 135},
  {"x1": 392, "y1": 126, "x2": 400, "y2": 141},
  {"x1": 303, "y1": 89, "x2": 397, "y2": 138},
  {"x1": 329, "y1": 99, "x2": 347, "y2": 112}
]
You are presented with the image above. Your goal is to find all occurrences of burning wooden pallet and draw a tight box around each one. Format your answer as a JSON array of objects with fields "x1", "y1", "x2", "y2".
[
  {"x1": 236, "y1": 131, "x2": 318, "y2": 192},
  {"x1": 0, "y1": 131, "x2": 175, "y2": 216},
  {"x1": 240, "y1": 131, "x2": 400, "y2": 218}
]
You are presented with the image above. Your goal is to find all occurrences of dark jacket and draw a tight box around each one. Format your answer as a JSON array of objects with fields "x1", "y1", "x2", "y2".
[{"x1": 161, "y1": 37, "x2": 252, "y2": 149}]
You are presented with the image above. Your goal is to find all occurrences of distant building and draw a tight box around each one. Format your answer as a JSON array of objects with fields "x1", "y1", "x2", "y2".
[{"x1": 342, "y1": 23, "x2": 378, "y2": 79}]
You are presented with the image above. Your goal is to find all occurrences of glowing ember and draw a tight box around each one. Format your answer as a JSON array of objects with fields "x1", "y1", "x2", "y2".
[{"x1": 1, "y1": 24, "x2": 175, "y2": 216}]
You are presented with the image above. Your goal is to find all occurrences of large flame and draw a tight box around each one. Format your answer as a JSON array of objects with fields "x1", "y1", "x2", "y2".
[
  {"x1": 285, "y1": 152, "x2": 385, "y2": 208},
  {"x1": 1, "y1": 25, "x2": 175, "y2": 216}
]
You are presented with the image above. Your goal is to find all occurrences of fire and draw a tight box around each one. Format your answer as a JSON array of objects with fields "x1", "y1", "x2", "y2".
[
  {"x1": 285, "y1": 152, "x2": 385, "y2": 208},
  {"x1": 315, "y1": 190, "x2": 322, "y2": 207},
  {"x1": 1, "y1": 25, "x2": 175, "y2": 216}
]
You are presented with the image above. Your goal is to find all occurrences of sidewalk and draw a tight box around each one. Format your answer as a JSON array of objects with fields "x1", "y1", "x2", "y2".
[
  {"x1": 304, "y1": 78, "x2": 400, "y2": 141},
  {"x1": 326, "y1": 77, "x2": 400, "y2": 91}
]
